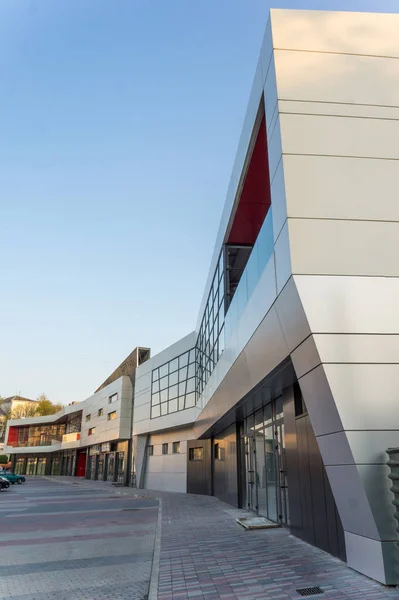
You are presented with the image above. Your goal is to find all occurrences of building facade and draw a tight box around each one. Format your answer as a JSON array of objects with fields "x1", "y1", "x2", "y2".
[
  {"x1": 132, "y1": 9, "x2": 399, "y2": 586},
  {"x1": 5, "y1": 8, "x2": 399, "y2": 586},
  {"x1": 4, "y1": 347, "x2": 149, "y2": 485}
]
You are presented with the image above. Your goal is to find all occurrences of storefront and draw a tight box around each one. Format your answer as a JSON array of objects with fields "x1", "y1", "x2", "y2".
[
  {"x1": 13, "y1": 453, "x2": 59, "y2": 476},
  {"x1": 86, "y1": 440, "x2": 128, "y2": 483}
]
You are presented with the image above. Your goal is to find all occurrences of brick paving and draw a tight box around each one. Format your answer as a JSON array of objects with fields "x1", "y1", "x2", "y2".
[
  {"x1": 3, "y1": 477, "x2": 399, "y2": 600},
  {"x1": 0, "y1": 477, "x2": 158, "y2": 600}
]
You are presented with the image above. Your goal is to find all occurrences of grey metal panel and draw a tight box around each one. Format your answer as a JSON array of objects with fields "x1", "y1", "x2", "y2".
[
  {"x1": 307, "y1": 417, "x2": 330, "y2": 553},
  {"x1": 186, "y1": 439, "x2": 212, "y2": 496},
  {"x1": 298, "y1": 364, "x2": 343, "y2": 438},
  {"x1": 213, "y1": 424, "x2": 239, "y2": 507},
  {"x1": 283, "y1": 387, "x2": 303, "y2": 537},
  {"x1": 296, "y1": 415, "x2": 315, "y2": 546}
]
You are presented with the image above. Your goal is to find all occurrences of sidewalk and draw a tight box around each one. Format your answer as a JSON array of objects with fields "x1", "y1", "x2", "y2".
[{"x1": 46, "y1": 477, "x2": 399, "y2": 600}]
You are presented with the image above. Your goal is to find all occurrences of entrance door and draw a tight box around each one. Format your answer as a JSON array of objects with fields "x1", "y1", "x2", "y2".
[
  {"x1": 37, "y1": 458, "x2": 46, "y2": 475},
  {"x1": 106, "y1": 453, "x2": 115, "y2": 482},
  {"x1": 274, "y1": 397, "x2": 289, "y2": 525},
  {"x1": 243, "y1": 399, "x2": 288, "y2": 525},
  {"x1": 244, "y1": 435, "x2": 257, "y2": 511}
]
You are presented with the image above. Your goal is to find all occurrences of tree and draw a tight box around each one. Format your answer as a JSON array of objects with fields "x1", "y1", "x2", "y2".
[
  {"x1": 36, "y1": 394, "x2": 63, "y2": 416},
  {"x1": 11, "y1": 403, "x2": 38, "y2": 419}
]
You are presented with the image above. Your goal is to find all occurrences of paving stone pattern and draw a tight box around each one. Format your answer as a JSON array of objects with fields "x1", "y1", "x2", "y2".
[
  {"x1": 0, "y1": 478, "x2": 158, "y2": 600},
  {"x1": 4, "y1": 478, "x2": 399, "y2": 600},
  {"x1": 153, "y1": 491, "x2": 399, "y2": 600}
]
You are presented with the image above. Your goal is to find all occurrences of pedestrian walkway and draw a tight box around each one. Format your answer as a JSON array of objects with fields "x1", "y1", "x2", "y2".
[{"x1": 45, "y1": 477, "x2": 399, "y2": 600}]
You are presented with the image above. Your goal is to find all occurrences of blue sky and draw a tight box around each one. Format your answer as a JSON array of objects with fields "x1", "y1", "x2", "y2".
[{"x1": 1, "y1": 0, "x2": 398, "y2": 403}]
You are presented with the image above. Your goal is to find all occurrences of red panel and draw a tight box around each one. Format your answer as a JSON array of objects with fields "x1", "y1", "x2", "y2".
[
  {"x1": 227, "y1": 114, "x2": 271, "y2": 245},
  {"x1": 6, "y1": 426, "x2": 18, "y2": 446},
  {"x1": 77, "y1": 452, "x2": 87, "y2": 477}
]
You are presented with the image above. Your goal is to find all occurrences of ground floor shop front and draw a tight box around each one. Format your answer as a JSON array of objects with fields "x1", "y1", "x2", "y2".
[
  {"x1": 186, "y1": 376, "x2": 346, "y2": 562},
  {"x1": 12, "y1": 449, "x2": 87, "y2": 477},
  {"x1": 85, "y1": 440, "x2": 129, "y2": 484},
  {"x1": 10, "y1": 439, "x2": 129, "y2": 484}
]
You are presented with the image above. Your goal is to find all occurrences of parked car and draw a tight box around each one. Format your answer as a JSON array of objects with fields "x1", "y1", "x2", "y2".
[
  {"x1": 0, "y1": 477, "x2": 10, "y2": 490},
  {"x1": 1, "y1": 473, "x2": 25, "y2": 485}
]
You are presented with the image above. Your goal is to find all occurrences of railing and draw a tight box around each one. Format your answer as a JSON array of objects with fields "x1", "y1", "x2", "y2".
[{"x1": 62, "y1": 432, "x2": 81, "y2": 443}]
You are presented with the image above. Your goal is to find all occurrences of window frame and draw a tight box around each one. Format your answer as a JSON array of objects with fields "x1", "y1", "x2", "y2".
[
  {"x1": 98, "y1": 408, "x2": 104, "y2": 417},
  {"x1": 107, "y1": 410, "x2": 117, "y2": 421},
  {"x1": 108, "y1": 393, "x2": 118, "y2": 404},
  {"x1": 162, "y1": 443, "x2": 168, "y2": 455},
  {"x1": 189, "y1": 447, "x2": 204, "y2": 461},
  {"x1": 86, "y1": 414, "x2": 91, "y2": 422},
  {"x1": 172, "y1": 441, "x2": 180, "y2": 454},
  {"x1": 88, "y1": 427, "x2": 96, "y2": 436},
  {"x1": 148, "y1": 445, "x2": 154, "y2": 456}
]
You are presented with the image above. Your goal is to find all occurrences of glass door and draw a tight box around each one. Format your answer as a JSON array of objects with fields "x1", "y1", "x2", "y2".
[
  {"x1": 254, "y1": 410, "x2": 267, "y2": 516},
  {"x1": 275, "y1": 397, "x2": 289, "y2": 525},
  {"x1": 37, "y1": 458, "x2": 46, "y2": 475},
  {"x1": 264, "y1": 404, "x2": 278, "y2": 522}
]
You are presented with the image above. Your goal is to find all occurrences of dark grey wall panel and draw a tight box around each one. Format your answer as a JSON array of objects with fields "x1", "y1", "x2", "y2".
[
  {"x1": 186, "y1": 439, "x2": 212, "y2": 495},
  {"x1": 213, "y1": 424, "x2": 239, "y2": 507},
  {"x1": 284, "y1": 385, "x2": 346, "y2": 561},
  {"x1": 283, "y1": 387, "x2": 303, "y2": 536}
]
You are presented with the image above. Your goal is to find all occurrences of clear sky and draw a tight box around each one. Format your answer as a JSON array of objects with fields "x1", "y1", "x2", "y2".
[{"x1": 1, "y1": 0, "x2": 398, "y2": 404}]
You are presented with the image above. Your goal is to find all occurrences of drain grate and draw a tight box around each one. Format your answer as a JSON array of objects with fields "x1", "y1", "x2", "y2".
[{"x1": 296, "y1": 587, "x2": 323, "y2": 597}]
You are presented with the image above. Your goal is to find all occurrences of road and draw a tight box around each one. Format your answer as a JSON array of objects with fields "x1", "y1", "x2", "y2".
[{"x1": 0, "y1": 477, "x2": 158, "y2": 600}]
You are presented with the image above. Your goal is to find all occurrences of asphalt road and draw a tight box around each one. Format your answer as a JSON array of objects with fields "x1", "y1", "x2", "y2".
[{"x1": 0, "y1": 477, "x2": 158, "y2": 600}]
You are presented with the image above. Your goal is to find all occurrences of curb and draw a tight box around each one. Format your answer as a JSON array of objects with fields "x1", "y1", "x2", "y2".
[{"x1": 148, "y1": 497, "x2": 162, "y2": 600}]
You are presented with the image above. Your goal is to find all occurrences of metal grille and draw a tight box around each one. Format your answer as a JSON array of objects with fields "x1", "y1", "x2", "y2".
[{"x1": 296, "y1": 587, "x2": 323, "y2": 597}]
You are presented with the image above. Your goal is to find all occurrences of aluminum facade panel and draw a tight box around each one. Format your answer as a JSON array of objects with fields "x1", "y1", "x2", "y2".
[
  {"x1": 270, "y1": 9, "x2": 399, "y2": 57},
  {"x1": 289, "y1": 218, "x2": 399, "y2": 277},
  {"x1": 282, "y1": 154, "x2": 399, "y2": 223},
  {"x1": 274, "y1": 50, "x2": 399, "y2": 106}
]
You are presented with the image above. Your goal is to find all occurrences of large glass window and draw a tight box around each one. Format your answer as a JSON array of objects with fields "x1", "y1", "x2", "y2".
[
  {"x1": 151, "y1": 348, "x2": 196, "y2": 418},
  {"x1": 196, "y1": 251, "x2": 225, "y2": 396}
]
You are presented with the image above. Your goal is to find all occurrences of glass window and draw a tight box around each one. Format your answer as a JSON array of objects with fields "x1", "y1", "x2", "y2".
[
  {"x1": 88, "y1": 427, "x2": 96, "y2": 436},
  {"x1": 173, "y1": 441, "x2": 180, "y2": 454},
  {"x1": 148, "y1": 445, "x2": 154, "y2": 456},
  {"x1": 86, "y1": 414, "x2": 91, "y2": 422},
  {"x1": 169, "y1": 371, "x2": 178, "y2": 386},
  {"x1": 98, "y1": 408, "x2": 103, "y2": 417},
  {"x1": 150, "y1": 347, "x2": 198, "y2": 419},
  {"x1": 186, "y1": 377, "x2": 195, "y2": 394},
  {"x1": 168, "y1": 398, "x2": 178, "y2": 413},
  {"x1": 169, "y1": 358, "x2": 178, "y2": 373},
  {"x1": 178, "y1": 367, "x2": 188, "y2": 382},
  {"x1": 168, "y1": 384, "x2": 178, "y2": 399},
  {"x1": 162, "y1": 443, "x2": 168, "y2": 455},
  {"x1": 179, "y1": 353, "x2": 188, "y2": 367},
  {"x1": 109, "y1": 393, "x2": 118, "y2": 404},
  {"x1": 108, "y1": 411, "x2": 117, "y2": 421},
  {"x1": 185, "y1": 392, "x2": 196, "y2": 408},
  {"x1": 159, "y1": 376, "x2": 168, "y2": 390},
  {"x1": 151, "y1": 405, "x2": 161, "y2": 418},
  {"x1": 189, "y1": 447, "x2": 203, "y2": 461}
]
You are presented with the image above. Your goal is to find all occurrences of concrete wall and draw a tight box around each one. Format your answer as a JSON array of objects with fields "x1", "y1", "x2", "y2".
[
  {"x1": 79, "y1": 376, "x2": 133, "y2": 447},
  {"x1": 133, "y1": 332, "x2": 199, "y2": 493},
  {"x1": 144, "y1": 426, "x2": 195, "y2": 493}
]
